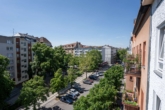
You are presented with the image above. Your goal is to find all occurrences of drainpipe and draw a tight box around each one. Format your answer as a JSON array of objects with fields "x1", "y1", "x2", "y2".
[{"x1": 146, "y1": 6, "x2": 152, "y2": 110}]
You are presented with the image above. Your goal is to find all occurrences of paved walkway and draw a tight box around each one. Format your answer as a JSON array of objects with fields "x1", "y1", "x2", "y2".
[
  {"x1": 40, "y1": 71, "x2": 94, "y2": 108},
  {"x1": 18, "y1": 71, "x2": 94, "y2": 110}
]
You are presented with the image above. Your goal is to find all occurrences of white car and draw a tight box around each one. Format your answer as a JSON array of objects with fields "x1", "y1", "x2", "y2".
[{"x1": 70, "y1": 89, "x2": 79, "y2": 96}]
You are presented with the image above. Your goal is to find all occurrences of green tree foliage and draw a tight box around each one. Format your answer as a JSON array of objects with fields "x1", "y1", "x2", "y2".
[
  {"x1": 116, "y1": 49, "x2": 127, "y2": 62},
  {"x1": 31, "y1": 43, "x2": 58, "y2": 76},
  {"x1": 104, "y1": 65, "x2": 124, "y2": 90},
  {"x1": 68, "y1": 56, "x2": 79, "y2": 67},
  {"x1": 54, "y1": 46, "x2": 68, "y2": 71},
  {"x1": 67, "y1": 68, "x2": 77, "y2": 87},
  {"x1": 74, "y1": 81, "x2": 117, "y2": 110},
  {"x1": 0, "y1": 55, "x2": 14, "y2": 109},
  {"x1": 19, "y1": 75, "x2": 48, "y2": 110},
  {"x1": 50, "y1": 68, "x2": 67, "y2": 94},
  {"x1": 86, "y1": 50, "x2": 102, "y2": 71},
  {"x1": 73, "y1": 65, "x2": 124, "y2": 110}
]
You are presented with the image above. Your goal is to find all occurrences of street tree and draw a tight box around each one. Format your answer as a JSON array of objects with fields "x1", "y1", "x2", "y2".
[
  {"x1": 31, "y1": 43, "x2": 58, "y2": 77},
  {"x1": 104, "y1": 65, "x2": 124, "y2": 90},
  {"x1": 19, "y1": 75, "x2": 48, "y2": 110},
  {"x1": 54, "y1": 46, "x2": 68, "y2": 71},
  {"x1": 116, "y1": 49, "x2": 127, "y2": 62},
  {"x1": 67, "y1": 67, "x2": 77, "y2": 87},
  {"x1": 0, "y1": 55, "x2": 14, "y2": 109},
  {"x1": 50, "y1": 68, "x2": 67, "y2": 95}
]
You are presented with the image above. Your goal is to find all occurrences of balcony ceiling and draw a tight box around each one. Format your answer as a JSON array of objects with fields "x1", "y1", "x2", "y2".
[{"x1": 142, "y1": 0, "x2": 153, "y2": 6}]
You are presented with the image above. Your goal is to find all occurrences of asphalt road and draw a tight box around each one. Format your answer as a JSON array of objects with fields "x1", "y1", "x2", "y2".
[{"x1": 42, "y1": 76, "x2": 103, "y2": 110}]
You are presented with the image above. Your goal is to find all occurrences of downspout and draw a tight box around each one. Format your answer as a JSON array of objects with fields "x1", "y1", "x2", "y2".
[{"x1": 146, "y1": 5, "x2": 152, "y2": 110}]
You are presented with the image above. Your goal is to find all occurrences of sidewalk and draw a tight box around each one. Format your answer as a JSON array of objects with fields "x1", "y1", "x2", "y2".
[
  {"x1": 40, "y1": 71, "x2": 93, "y2": 108},
  {"x1": 18, "y1": 71, "x2": 94, "y2": 109}
]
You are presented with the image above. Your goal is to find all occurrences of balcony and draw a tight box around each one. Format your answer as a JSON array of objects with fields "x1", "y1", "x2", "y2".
[
  {"x1": 122, "y1": 90, "x2": 139, "y2": 110},
  {"x1": 125, "y1": 54, "x2": 141, "y2": 78},
  {"x1": 125, "y1": 65, "x2": 141, "y2": 78}
]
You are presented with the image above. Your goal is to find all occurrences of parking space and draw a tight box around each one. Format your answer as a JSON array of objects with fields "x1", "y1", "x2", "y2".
[
  {"x1": 48, "y1": 76, "x2": 103, "y2": 110},
  {"x1": 38, "y1": 67, "x2": 109, "y2": 110}
]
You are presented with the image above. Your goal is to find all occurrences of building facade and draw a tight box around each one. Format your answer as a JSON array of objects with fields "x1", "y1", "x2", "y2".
[
  {"x1": 0, "y1": 33, "x2": 52, "y2": 85},
  {"x1": 146, "y1": 0, "x2": 165, "y2": 110},
  {"x1": 0, "y1": 36, "x2": 16, "y2": 80},
  {"x1": 62, "y1": 42, "x2": 85, "y2": 55},
  {"x1": 124, "y1": 4, "x2": 151, "y2": 110}
]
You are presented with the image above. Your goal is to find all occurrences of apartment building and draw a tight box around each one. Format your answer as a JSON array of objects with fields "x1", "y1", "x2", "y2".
[
  {"x1": 64, "y1": 42, "x2": 118, "y2": 65},
  {"x1": 62, "y1": 42, "x2": 85, "y2": 55},
  {"x1": 144, "y1": 0, "x2": 165, "y2": 110},
  {"x1": 0, "y1": 36, "x2": 16, "y2": 80},
  {"x1": 124, "y1": 3, "x2": 151, "y2": 110},
  {"x1": 0, "y1": 33, "x2": 52, "y2": 85},
  {"x1": 74, "y1": 46, "x2": 102, "y2": 56}
]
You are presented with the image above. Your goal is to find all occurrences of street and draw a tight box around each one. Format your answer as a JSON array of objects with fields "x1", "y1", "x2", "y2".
[{"x1": 38, "y1": 71, "x2": 106, "y2": 110}]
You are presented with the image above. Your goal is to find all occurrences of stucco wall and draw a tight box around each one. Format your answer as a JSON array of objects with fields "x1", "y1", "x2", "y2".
[
  {"x1": 132, "y1": 10, "x2": 150, "y2": 110},
  {"x1": 148, "y1": 1, "x2": 165, "y2": 110}
]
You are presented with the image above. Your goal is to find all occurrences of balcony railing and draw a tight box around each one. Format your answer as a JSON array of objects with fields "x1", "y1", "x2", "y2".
[
  {"x1": 125, "y1": 64, "x2": 141, "y2": 78},
  {"x1": 122, "y1": 90, "x2": 139, "y2": 110}
]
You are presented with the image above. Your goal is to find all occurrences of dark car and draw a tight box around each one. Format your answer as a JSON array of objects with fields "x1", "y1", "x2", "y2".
[
  {"x1": 83, "y1": 79, "x2": 92, "y2": 85},
  {"x1": 53, "y1": 106, "x2": 61, "y2": 110},
  {"x1": 72, "y1": 86, "x2": 84, "y2": 93},
  {"x1": 60, "y1": 96, "x2": 73, "y2": 104},
  {"x1": 89, "y1": 75, "x2": 98, "y2": 80},
  {"x1": 66, "y1": 94, "x2": 77, "y2": 100}
]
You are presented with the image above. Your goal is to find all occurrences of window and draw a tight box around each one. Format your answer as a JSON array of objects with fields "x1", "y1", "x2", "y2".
[
  {"x1": 6, "y1": 47, "x2": 9, "y2": 50},
  {"x1": 10, "y1": 47, "x2": 13, "y2": 50},
  {"x1": 130, "y1": 76, "x2": 133, "y2": 81},
  {"x1": 17, "y1": 54, "x2": 19, "y2": 57},
  {"x1": 7, "y1": 53, "x2": 13, "y2": 58},
  {"x1": 16, "y1": 48, "x2": 19, "y2": 52},
  {"x1": 24, "y1": 42, "x2": 26, "y2": 46},
  {"x1": 24, "y1": 48, "x2": 26, "y2": 51},
  {"x1": 143, "y1": 42, "x2": 146, "y2": 66},
  {"x1": 7, "y1": 40, "x2": 12, "y2": 44},
  {"x1": 156, "y1": 96, "x2": 161, "y2": 110},
  {"x1": 10, "y1": 60, "x2": 13, "y2": 63},
  {"x1": 24, "y1": 54, "x2": 26, "y2": 57},
  {"x1": 156, "y1": 28, "x2": 165, "y2": 73},
  {"x1": 21, "y1": 42, "x2": 23, "y2": 44}
]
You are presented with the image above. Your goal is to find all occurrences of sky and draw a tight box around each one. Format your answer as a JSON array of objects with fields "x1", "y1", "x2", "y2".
[{"x1": 0, "y1": 0, "x2": 140, "y2": 48}]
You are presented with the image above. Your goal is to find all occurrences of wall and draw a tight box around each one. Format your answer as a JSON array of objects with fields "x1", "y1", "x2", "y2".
[
  {"x1": 0, "y1": 36, "x2": 15, "y2": 79},
  {"x1": 148, "y1": 1, "x2": 165, "y2": 110},
  {"x1": 131, "y1": 8, "x2": 150, "y2": 110}
]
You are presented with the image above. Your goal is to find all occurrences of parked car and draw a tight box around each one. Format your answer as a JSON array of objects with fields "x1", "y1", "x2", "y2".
[
  {"x1": 60, "y1": 96, "x2": 73, "y2": 104},
  {"x1": 83, "y1": 79, "x2": 92, "y2": 85},
  {"x1": 66, "y1": 93, "x2": 77, "y2": 100},
  {"x1": 87, "y1": 78, "x2": 94, "y2": 83},
  {"x1": 53, "y1": 106, "x2": 61, "y2": 110},
  {"x1": 70, "y1": 89, "x2": 79, "y2": 96},
  {"x1": 98, "y1": 72, "x2": 104, "y2": 76},
  {"x1": 94, "y1": 72, "x2": 99, "y2": 77},
  {"x1": 89, "y1": 75, "x2": 98, "y2": 80},
  {"x1": 72, "y1": 86, "x2": 84, "y2": 93}
]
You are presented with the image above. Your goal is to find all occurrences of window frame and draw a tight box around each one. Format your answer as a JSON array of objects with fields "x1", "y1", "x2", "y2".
[{"x1": 155, "y1": 24, "x2": 165, "y2": 75}]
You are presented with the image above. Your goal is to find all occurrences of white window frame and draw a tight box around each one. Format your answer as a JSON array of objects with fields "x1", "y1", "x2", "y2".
[
  {"x1": 7, "y1": 40, "x2": 12, "y2": 44},
  {"x1": 156, "y1": 26, "x2": 165, "y2": 73}
]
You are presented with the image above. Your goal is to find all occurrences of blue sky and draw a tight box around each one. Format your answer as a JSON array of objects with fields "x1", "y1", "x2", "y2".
[{"x1": 0, "y1": 0, "x2": 140, "y2": 48}]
